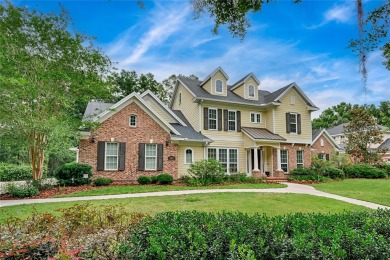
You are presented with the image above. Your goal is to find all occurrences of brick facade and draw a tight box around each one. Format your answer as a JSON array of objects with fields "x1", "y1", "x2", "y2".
[
  {"x1": 79, "y1": 102, "x2": 178, "y2": 181},
  {"x1": 272, "y1": 143, "x2": 312, "y2": 174},
  {"x1": 312, "y1": 133, "x2": 337, "y2": 157}
]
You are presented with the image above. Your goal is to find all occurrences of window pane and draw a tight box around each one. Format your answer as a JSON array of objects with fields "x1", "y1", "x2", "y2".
[
  {"x1": 185, "y1": 149, "x2": 192, "y2": 164},
  {"x1": 251, "y1": 113, "x2": 255, "y2": 122},
  {"x1": 145, "y1": 144, "x2": 156, "y2": 156},
  {"x1": 208, "y1": 148, "x2": 217, "y2": 159},
  {"x1": 219, "y1": 149, "x2": 227, "y2": 163},
  {"x1": 228, "y1": 111, "x2": 236, "y2": 131},
  {"x1": 106, "y1": 143, "x2": 118, "y2": 156},
  {"x1": 256, "y1": 114, "x2": 261, "y2": 123},
  {"x1": 209, "y1": 109, "x2": 217, "y2": 130},
  {"x1": 216, "y1": 80, "x2": 223, "y2": 92},
  {"x1": 130, "y1": 115, "x2": 137, "y2": 126},
  {"x1": 229, "y1": 149, "x2": 238, "y2": 173},
  {"x1": 248, "y1": 85, "x2": 254, "y2": 97},
  {"x1": 145, "y1": 157, "x2": 156, "y2": 169}
]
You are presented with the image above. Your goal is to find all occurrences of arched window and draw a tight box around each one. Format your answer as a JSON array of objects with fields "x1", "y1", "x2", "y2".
[
  {"x1": 129, "y1": 114, "x2": 137, "y2": 127},
  {"x1": 215, "y1": 79, "x2": 223, "y2": 93},
  {"x1": 185, "y1": 149, "x2": 193, "y2": 164},
  {"x1": 248, "y1": 85, "x2": 255, "y2": 97}
]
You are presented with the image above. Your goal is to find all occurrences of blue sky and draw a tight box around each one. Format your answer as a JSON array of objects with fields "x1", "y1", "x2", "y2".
[{"x1": 16, "y1": 0, "x2": 390, "y2": 117}]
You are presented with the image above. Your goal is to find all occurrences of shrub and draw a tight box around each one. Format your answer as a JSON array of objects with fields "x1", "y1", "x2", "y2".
[
  {"x1": 137, "y1": 176, "x2": 152, "y2": 185},
  {"x1": 55, "y1": 163, "x2": 92, "y2": 186},
  {"x1": 343, "y1": 164, "x2": 387, "y2": 178},
  {"x1": 156, "y1": 174, "x2": 173, "y2": 185},
  {"x1": 289, "y1": 167, "x2": 315, "y2": 176},
  {"x1": 0, "y1": 163, "x2": 33, "y2": 181},
  {"x1": 7, "y1": 184, "x2": 39, "y2": 198},
  {"x1": 376, "y1": 163, "x2": 390, "y2": 176},
  {"x1": 150, "y1": 175, "x2": 158, "y2": 184},
  {"x1": 227, "y1": 172, "x2": 249, "y2": 182},
  {"x1": 187, "y1": 159, "x2": 226, "y2": 185},
  {"x1": 118, "y1": 210, "x2": 390, "y2": 259},
  {"x1": 321, "y1": 167, "x2": 345, "y2": 179},
  {"x1": 93, "y1": 177, "x2": 113, "y2": 186}
]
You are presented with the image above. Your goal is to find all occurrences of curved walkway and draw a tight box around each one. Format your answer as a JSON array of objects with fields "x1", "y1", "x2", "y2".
[{"x1": 0, "y1": 182, "x2": 389, "y2": 209}]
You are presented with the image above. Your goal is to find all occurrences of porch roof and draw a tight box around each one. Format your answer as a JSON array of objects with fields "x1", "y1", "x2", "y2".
[{"x1": 242, "y1": 127, "x2": 286, "y2": 141}]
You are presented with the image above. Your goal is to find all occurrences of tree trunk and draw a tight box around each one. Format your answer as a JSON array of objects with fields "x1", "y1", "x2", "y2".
[{"x1": 30, "y1": 131, "x2": 46, "y2": 180}]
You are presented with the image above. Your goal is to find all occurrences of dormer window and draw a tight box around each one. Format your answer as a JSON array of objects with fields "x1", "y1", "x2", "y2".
[
  {"x1": 248, "y1": 85, "x2": 255, "y2": 98},
  {"x1": 215, "y1": 79, "x2": 223, "y2": 93}
]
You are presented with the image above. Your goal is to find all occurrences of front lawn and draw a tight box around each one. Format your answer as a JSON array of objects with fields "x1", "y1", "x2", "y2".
[
  {"x1": 0, "y1": 193, "x2": 370, "y2": 222},
  {"x1": 312, "y1": 179, "x2": 390, "y2": 206},
  {"x1": 55, "y1": 183, "x2": 286, "y2": 197}
]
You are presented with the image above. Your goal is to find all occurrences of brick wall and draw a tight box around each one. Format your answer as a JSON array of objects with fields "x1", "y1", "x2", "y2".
[
  {"x1": 312, "y1": 134, "x2": 336, "y2": 157},
  {"x1": 272, "y1": 143, "x2": 312, "y2": 174},
  {"x1": 79, "y1": 102, "x2": 178, "y2": 181}
]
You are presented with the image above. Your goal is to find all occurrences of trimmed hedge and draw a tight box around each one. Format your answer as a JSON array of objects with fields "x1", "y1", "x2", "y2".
[
  {"x1": 55, "y1": 163, "x2": 92, "y2": 186},
  {"x1": 137, "y1": 176, "x2": 152, "y2": 185},
  {"x1": 7, "y1": 184, "x2": 39, "y2": 198},
  {"x1": 118, "y1": 210, "x2": 390, "y2": 259},
  {"x1": 343, "y1": 164, "x2": 387, "y2": 179},
  {"x1": 321, "y1": 167, "x2": 345, "y2": 179},
  {"x1": 0, "y1": 163, "x2": 32, "y2": 181},
  {"x1": 156, "y1": 174, "x2": 173, "y2": 185},
  {"x1": 93, "y1": 177, "x2": 113, "y2": 186}
]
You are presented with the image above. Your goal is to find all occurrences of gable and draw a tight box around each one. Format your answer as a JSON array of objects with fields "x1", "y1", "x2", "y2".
[
  {"x1": 199, "y1": 67, "x2": 229, "y2": 97},
  {"x1": 232, "y1": 75, "x2": 259, "y2": 101},
  {"x1": 312, "y1": 130, "x2": 340, "y2": 150}
]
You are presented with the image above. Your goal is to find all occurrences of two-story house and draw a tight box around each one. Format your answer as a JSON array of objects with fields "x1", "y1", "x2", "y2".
[{"x1": 78, "y1": 67, "x2": 318, "y2": 181}]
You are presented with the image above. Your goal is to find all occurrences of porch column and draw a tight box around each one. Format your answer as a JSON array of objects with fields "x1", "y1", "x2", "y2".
[
  {"x1": 276, "y1": 147, "x2": 282, "y2": 171},
  {"x1": 253, "y1": 147, "x2": 259, "y2": 171}
]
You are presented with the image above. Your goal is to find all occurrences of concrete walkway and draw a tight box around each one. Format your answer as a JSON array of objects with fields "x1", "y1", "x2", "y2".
[{"x1": 0, "y1": 182, "x2": 389, "y2": 210}]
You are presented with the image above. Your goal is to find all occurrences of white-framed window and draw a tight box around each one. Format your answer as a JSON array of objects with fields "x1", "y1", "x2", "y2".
[
  {"x1": 179, "y1": 92, "x2": 182, "y2": 105},
  {"x1": 281, "y1": 150, "x2": 288, "y2": 172},
  {"x1": 105, "y1": 142, "x2": 118, "y2": 170},
  {"x1": 289, "y1": 113, "x2": 297, "y2": 133},
  {"x1": 296, "y1": 150, "x2": 304, "y2": 168},
  {"x1": 208, "y1": 108, "x2": 217, "y2": 130},
  {"x1": 248, "y1": 85, "x2": 255, "y2": 98},
  {"x1": 250, "y1": 112, "x2": 261, "y2": 123},
  {"x1": 228, "y1": 110, "x2": 236, "y2": 131},
  {"x1": 320, "y1": 138, "x2": 324, "y2": 147},
  {"x1": 145, "y1": 144, "x2": 157, "y2": 170},
  {"x1": 185, "y1": 148, "x2": 193, "y2": 164},
  {"x1": 207, "y1": 147, "x2": 238, "y2": 174},
  {"x1": 290, "y1": 95, "x2": 295, "y2": 105},
  {"x1": 129, "y1": 115, "x2": 137, "y2": 127},
  {"x1": 215, "y1": 79, "x2": 223, "y2": 93}
]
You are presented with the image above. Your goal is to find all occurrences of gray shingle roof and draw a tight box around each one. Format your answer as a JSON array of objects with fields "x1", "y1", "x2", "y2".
[
  {"x1": 230, "y1": 73, "x2": 251, "y2": 89},
  {"x1": 82, "y1": 101, "x2": 113, "y2": 121},
  {"x1": 171, "y1": 110, "x2": 191, "y2": 127},
  {"x1": 312, "y1": 129, "x2": 323, "y2": 140},
  {"x1": 170, "y1": 124, "x2": 211, "y2": 141},
  {"x1": 327, "y1": 123, "x2": 389, "y2": 136},
  {"x1": 241, "y1": 127, "x2": 286, "y2": 141},
  {"x1": 378, "y1": 138, "x2": 390, "y2": 150}
]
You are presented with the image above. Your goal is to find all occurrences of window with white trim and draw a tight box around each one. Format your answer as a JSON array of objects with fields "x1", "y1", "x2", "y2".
[
  {"x1": 228, "y1": 110, "x2": 236, "y2": 131},
  {"x1": 320, "y1": 138, "x2": 324, "y2": 147},
  {"x1": 250, "y1": 112, "x2": 261, "y2": 123},
  {"x1": 129, "y1": 115, "x2": 137, "y2": 127},
  {"x1": 207, "y1": 147, "x2": 238, "y2": 174},
  {"x1": 208, "y1": 108, "x2": 217, "y2": 130},
  {"x1": 248, "y1": 85, "x2": 255, "y2": 98},
  {"x1": 215, "y1": 79, "x2": 223, "y2": 93},
  {"x1": 290, "y1": 95, "x2": 295, "y2": 105},
  {"x1": 281, "y1": 150, "x2": 288, "y2": 172},
  {"x1": 145, "y1": 144, "x2": 157, "y2": 170},
  {"x1": 296, "y1": 150, "x2": 304, "y2": 168},
  {"x1": 105, "y1": 143, "x2": 118, "y2": 170},
  {"x1": 185, "y1": 149, "x2": 193, "y2": 164},
  {"x1": 289, "y1": 113, "x2": 297, "y2": 133}
]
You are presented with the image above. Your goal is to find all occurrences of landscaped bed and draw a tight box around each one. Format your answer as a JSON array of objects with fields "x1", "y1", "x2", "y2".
[
  {"x1": 312, "y1": 179, "x2": 390, "y2": 206},
  {"x1": 0, "y1": 182, "x2": 286, "y2": 200}
]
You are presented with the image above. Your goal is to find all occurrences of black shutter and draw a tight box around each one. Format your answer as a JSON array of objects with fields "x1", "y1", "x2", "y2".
[
  {"x1": 118, "y1": 142, "x2": 126, "y2": 171},
  {"x1": 204, "y1": 107, "x2": 209, "y2": 130},
  {"x1": 286, "y1": 113, "x2": 291, "y2": 133},
  {"x1": 218, "y1": 109, "x2": 222, "y2": 131},
  {"x1": 237, "y1": 111, "x2": 241, "y2": 132},
  {"x1": 157, "y1": 144, "x2": 163, "y2": 171},
  {"x1": 297, "y1": 114, "x2": 301, "y2": 134},
  {"x1": 97, "y1": 141, "x2": 105, "y2": 171},
  {"x1": 223, "y1": 109, "x2": 228, "y2": 131},
  {"x1": 138, "y1": 143, "x2": 145, "y2": 171},
  {"x1": 326, "y1": 154, "x2": 330, "y2": 161}
]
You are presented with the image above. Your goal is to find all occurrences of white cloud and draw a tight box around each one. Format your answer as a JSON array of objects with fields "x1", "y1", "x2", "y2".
[{"x1": 306, "y1": 2, "x2": 354, "y2": 29}]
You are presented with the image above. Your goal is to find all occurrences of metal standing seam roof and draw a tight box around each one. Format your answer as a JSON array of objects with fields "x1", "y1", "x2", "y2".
[{"x1": 241, "y1": 127, "x2": 286, "y2": 141}]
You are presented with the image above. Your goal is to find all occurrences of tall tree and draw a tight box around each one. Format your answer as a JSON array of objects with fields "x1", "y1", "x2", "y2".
[
  {"x1": 345, "y1": 108, "x2": 384, "y2": 163},
  {"x1": 0, "y1": 2, "x2": 112, "y2": 179},
  {"x1": 312, "y1": 102, "x2": 355, "y2": 130},
  {"x1": 162, "y1": 74, "x2": 199, "y2": 102}
]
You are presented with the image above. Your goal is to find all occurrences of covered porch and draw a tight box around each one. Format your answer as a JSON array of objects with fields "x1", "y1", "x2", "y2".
[{"x1": 242, "y1": 127, "x2": 286, "y2": 177}]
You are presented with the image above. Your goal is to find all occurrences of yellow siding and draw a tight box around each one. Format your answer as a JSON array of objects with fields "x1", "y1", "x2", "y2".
[
  {"x1": 143, "y1": 95, "x2": 178, "y2": 124},
  {"x1": 232, "y1": 83, "x2": 245, "y2": 97},
  {"x1": 171, "y1": 82, "x2": 200, "y2": 131},
  {"x1": 273, "y1": 88, "x2": 312, "y2": 143},
  {"x1": 244, "y1": 77, "x2": 259, "y2": 101},
  {"x1": 177, "y1": 145, "x2": 205, "y2": 177},
  {"x1": 206, "y1": 140, "x2": 246, "y2": 173},
  {"x1": 265, "y1": 109, "x2": 274, "y2": 132},
  {"x1": 210, "y1": 71, "x2": 228, "y2": 96},
  {"x1": 203, "y1": 78, "x2": 212, "y2": 94}
]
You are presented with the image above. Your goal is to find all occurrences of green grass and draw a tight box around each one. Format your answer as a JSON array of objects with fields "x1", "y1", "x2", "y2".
[
  {"x1": 0, "y1": 193, "x2": 371, "y2": 222},
  {"x1": 312, "y1": 179, "x2": 390, "y2": 206},
  {"x1": 55, "y1": 183, "x2": 286, "y2": 197}
]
